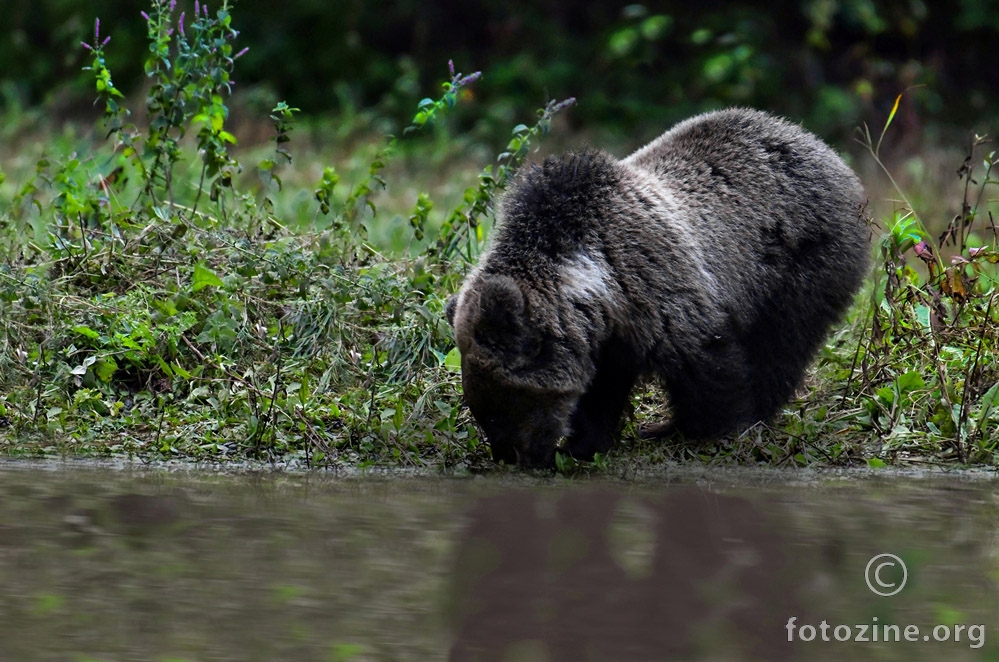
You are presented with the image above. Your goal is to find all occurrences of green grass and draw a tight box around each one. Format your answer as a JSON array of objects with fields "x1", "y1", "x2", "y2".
[{"x1": 2, "y1": 2, "x2": 998, "y2": 473}]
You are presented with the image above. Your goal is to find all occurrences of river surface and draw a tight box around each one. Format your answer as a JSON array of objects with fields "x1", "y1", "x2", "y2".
[{"x1": 0, "y1": 460, "x2": 996, "y2": 661}]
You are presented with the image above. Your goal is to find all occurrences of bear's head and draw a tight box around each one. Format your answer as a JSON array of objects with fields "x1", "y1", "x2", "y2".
[{"x1": 447, "y1": 273, "x2": 584, "y2": 468}]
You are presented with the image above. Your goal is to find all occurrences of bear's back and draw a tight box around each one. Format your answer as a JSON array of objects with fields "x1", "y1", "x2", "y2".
[
  {"x1": 624, "y1": 107, "x2": 858, "y2": 192},
  {"x1": 619, "y1": 107, "x2": 867, "y2": 318}
]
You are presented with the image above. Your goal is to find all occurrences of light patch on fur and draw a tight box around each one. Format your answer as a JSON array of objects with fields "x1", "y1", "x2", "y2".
[
  {"x1": 562, "y1": 254, "x2": 610, "y2": 300},
  {"x1": 624, "y1": 167, "x2": 722, "y2": 302},
  {"x1": 453, "y1": 265, "x2": 486, "y2": 323}
]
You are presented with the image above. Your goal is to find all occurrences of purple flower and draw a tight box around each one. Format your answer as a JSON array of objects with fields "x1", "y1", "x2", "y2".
[
  {"x1": 551, "y1": 97, "x2": 577, "y2": 113},
  {"x1": 178, "y1": 12, "x2": 185, "y2": 37},
  {"x1": 86, "y1": 18, "x2": 111, "y2": 49},
  {"x1": 458, "y1": 71, "x2": 482, "y2": 87}
]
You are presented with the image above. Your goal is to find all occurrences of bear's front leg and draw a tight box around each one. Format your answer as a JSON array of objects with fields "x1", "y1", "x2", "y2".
[{"x1": 562, "y1": 338, "x2": 641, "y2": 461}]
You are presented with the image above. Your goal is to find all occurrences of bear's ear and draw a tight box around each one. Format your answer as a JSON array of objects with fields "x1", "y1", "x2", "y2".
[
  {"x1": 469, "y1": 276, "x2": 531, "y2": 352},
  {"x1": 445, "y1": 295, "x2": 458, "y2": 327}
]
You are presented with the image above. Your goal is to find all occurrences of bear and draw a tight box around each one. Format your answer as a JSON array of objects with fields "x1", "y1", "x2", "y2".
[{"x1": 447, "y1": 108, "x2": 869, "y2": 468}]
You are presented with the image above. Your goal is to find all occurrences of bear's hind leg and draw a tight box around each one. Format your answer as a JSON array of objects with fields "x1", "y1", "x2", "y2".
[
  {"x1": 666, "y1": 344, "x2": 757, "y2": 440},
  {"x1": 563, "y1": 338, "x2": 641, "y2": 461}
]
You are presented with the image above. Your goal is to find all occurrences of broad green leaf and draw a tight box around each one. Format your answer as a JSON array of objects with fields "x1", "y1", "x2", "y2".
[
  {"x1": 94, "y1": 358, "x2": 117, "y2": 383},
  {"x1": 895, "y1": 370, "x2": 925, "y2": 393},
  {"x1": 73, "y1": 325, "x2": 100, "y2": 340},
  {"x1": 876, "y1": 386, "x2": 895, "y2": 405},
  {"x1": 444, "y1": 347, "x2": 462, "y2": 372},
  {"x1": 192, "y1": 262, "x2": 224, "y2": 291}
]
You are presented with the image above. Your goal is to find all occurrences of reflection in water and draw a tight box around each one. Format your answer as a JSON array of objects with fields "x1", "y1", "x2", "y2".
[
  {"x1": 449, "y1": 488, "x2": 812, "y2": 660},
  {"x1": 0, "y1": 464, "x2": 995, "y2": 661}
]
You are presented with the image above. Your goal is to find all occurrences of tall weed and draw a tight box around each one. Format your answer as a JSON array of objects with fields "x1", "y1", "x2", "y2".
[{"x1": 854, "y1": 96, "x2": 999, "y2": 462}]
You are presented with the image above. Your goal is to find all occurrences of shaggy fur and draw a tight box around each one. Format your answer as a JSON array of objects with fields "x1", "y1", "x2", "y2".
[{"x1": 447, "y1": 108, "x2": 869, "y2": 468}]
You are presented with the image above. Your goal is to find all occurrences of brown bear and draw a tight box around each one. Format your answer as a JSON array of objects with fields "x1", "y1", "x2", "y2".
[{"x1": 447, "y1": 108, "x2": 869, "y2": 468}]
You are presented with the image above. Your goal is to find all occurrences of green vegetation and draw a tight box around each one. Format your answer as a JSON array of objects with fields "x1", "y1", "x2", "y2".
[
  {"x1": 0, "y1": 2, "x2": 572, "y2": 468},
  {"x1": 1, "y1": 1, "x2": 998, "y2": 471},
  {"x1": 853, "y1": 109, "x2": 999, "y2": 464},
  {"x1": 6, "y1": 0, "x2": 999, "y2": 144}
]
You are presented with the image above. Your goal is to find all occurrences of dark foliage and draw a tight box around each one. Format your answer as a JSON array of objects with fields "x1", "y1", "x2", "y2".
[{"x1": 5, "y1": 0, "x2": 999, "y2": 139}]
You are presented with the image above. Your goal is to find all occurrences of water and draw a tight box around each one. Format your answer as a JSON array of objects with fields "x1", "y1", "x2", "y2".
[{"x1": 0, "y1": 461, "x2": 996, "y2": 661}]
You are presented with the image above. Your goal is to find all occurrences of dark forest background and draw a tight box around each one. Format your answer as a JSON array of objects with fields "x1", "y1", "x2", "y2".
[{"x1": 4, "y1": 0, "x2": 999, "y2": 144}]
